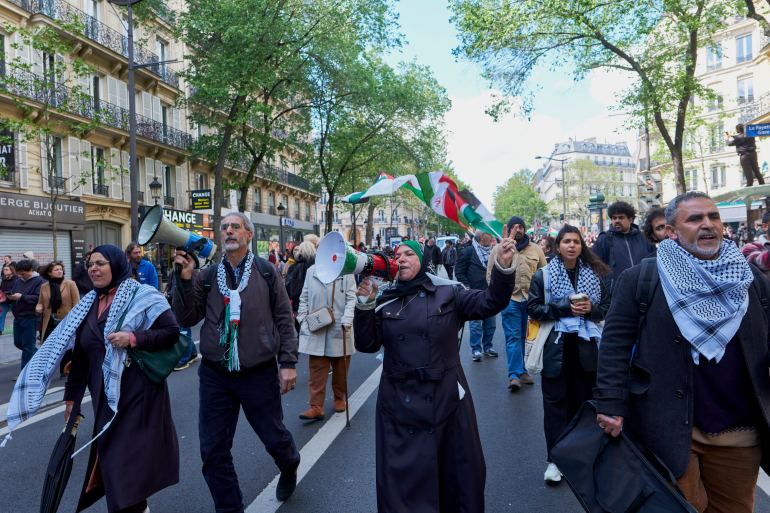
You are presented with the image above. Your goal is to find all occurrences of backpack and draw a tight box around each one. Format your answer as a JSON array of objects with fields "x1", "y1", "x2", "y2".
[{"x1": 203, "y1": 256, "x2": 277, "y2": 313}]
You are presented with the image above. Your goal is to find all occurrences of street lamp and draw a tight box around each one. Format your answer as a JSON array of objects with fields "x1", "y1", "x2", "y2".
[
  {"x1": 276, "y1": 202, "x2": 286, "y2": 253},
  {"x1": 149, "y1": 175, "x2": 162, "y2": 205},
  {"x1": 536, "y1": 155, "x2": 570, "y2": 224}
]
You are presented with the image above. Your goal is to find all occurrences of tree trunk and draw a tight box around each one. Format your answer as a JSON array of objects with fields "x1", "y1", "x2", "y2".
[
  {"x1": 213, "y1": 95, "x2": 246, "y2": 249},
  {"x1": 671, "y1": 148, "x2": 686, "y2": 195},
  {"x1": 325, "y1": 192, "x2": 335, "y2": 234},
  {"x1": 365, "y1": 201, "x2": 375, "y2": 246}
]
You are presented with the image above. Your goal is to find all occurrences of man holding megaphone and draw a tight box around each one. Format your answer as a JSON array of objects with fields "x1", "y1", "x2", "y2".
[{"x1": 171, "y1": 212, "x2": 302, "y2": 508}]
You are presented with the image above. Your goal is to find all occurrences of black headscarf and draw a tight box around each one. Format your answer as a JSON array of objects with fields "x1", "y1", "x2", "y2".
[
  {"x1": 91, "y1": 244, "x2": 133, "y2": 295},
  {"x1": 48, "y1": 275, "x2": 64, "y2": 313},
  {"x1": 376, "y1": 270, "x2": 431, "y2": 306}
]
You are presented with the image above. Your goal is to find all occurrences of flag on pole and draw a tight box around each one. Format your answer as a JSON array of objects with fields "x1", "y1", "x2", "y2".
[{"x1": 341, "y1": 172, "x2": 424, "y2": 204}]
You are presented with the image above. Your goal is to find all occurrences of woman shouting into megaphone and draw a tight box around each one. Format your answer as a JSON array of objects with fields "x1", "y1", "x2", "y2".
[{"x1": 354, "y1": 235, "x2": 517, "y2": 513}]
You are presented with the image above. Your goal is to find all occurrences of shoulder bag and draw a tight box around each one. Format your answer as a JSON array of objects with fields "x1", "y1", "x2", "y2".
[
  {"x1": 525, "y1": 268, "x2": 554, "y2": 375},
  {"x1": 306, "y1": 280, "x2": 336, "y2": 333},
  {"x1": 119, "y1": 288, "x2": 192, "y2": 384}
]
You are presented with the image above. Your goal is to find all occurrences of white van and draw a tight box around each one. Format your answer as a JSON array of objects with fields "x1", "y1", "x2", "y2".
[{"x1": 436, "y1": 236, "x2": 459, "y2": 251}]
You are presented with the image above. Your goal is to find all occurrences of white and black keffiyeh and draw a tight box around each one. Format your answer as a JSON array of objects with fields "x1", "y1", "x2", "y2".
[
  {"x1": 216, "y1": 251, "x2": 254, "y2": 371},
  {"x1": 472, "y1": 239, "x2": 491, "y2": 267},
  {"x1": 545, "y1": 257, "x2": 603, "y2": 341},
  {"x1": 2, "y1": 279, "x2": 169, "y2": 451},
  {"x1": 657, "y1": 238, "x2": 753, "y2": 363}
]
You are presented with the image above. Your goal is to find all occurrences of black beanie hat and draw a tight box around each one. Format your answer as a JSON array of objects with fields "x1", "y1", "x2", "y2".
[{"x1": 506, "y1": 216, "x2": 526, "y2": 231}]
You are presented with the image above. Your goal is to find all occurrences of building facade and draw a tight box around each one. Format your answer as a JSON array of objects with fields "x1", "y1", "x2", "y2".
[
  {"x1": 0, "y1": 0, "x2": 318, "y2": 275},
  {"x1": 533, "y1": 137, "x2": 636, "y2": 229}
]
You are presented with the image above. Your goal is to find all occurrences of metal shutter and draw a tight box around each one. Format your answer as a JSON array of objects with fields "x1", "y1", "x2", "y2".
[{"x1": 0, "y1": 229, "x2": 73, "y2": 275}]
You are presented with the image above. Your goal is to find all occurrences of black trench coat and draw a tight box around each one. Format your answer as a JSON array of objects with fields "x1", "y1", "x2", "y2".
[
  {"x1": 64, "y1": 301, "x2": 180, "y2": 512},
  {"x1": 354, "y1": 265, "x2": 514, "y2": 513}
]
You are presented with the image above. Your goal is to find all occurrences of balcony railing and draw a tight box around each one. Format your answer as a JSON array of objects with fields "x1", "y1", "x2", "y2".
[
  {"x1": 164, "y1": 195, "x2": 175, "y2": 207},
  {"x1": 9, "y1": 0, "x2": 178, "y2": 88},
  {"x1": 254, "y1": 203, "x2": 262, "y2": 213},
  {"x1": 0, "y1": 66, "x2": 193, "y2": 150},
  {"x1": 739, "y1": 92, "x2": 770, "y2": 124},
  {"x1": 137, "y1": 191, "x2": 144, "y2": 202},
  {"x1": 49, "y1": 175, "x2": 66, "y2": 190},
  {"x1": 94, "y1": 183, "x2": 109, "y2": 196}
]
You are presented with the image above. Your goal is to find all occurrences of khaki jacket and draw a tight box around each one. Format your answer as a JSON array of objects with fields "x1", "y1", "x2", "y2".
[
  {"x1": 37, "y1": 279, "x2": 80, "y2": 339},
  {"x1": 487, "y1": 242, "x2": 546, "y2": 302}
]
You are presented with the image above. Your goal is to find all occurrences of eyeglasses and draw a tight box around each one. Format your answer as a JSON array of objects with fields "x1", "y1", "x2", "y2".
[
  {"x1": 86, "y1": 260, "x2": 109, "y2": 269},
  {"x1": 220, "y1": 222, "x2": 242, "y2": 231}
]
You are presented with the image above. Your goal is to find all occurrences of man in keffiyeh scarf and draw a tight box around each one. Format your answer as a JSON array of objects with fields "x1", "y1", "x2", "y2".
[{"x1": 595, "y1": 192, "x2": 770, "y2": 513}]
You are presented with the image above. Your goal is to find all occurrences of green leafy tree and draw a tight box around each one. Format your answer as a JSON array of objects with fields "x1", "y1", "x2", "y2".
[
  {"x1": 493, "y1": 169, "x2": 548, "y2": 228},
  {"x1": 451, "y1": 0, "x2": 737, "y2": 194}
]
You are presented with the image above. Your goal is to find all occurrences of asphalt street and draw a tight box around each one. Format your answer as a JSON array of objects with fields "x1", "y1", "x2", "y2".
[{"x1": 1, "y1": 318, "x2": 770, "y2": 512}]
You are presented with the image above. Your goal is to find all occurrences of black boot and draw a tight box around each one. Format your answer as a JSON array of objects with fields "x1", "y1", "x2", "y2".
[{"x1": 276, "y1": 461, "x2": 299, "y2": 501}]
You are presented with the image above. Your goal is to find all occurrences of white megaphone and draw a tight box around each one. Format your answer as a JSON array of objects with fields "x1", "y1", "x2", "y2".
[
  {"x1": 138, "y1": 205, "x2": 217, "y2": 265},
  {"x1": 316, "y1": 231, "x2": 398, "y2": 284}
]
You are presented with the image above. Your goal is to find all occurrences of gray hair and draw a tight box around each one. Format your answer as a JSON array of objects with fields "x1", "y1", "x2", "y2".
[
  {"x1": 296, "y1": 241, "x2": 316, "y2": 260},
  {"x1": 221, "y1": 211, "x2": 254, "y2": 232},
  {"x1": 664, "y1": 191, "x2": 711, "y2": 225}
]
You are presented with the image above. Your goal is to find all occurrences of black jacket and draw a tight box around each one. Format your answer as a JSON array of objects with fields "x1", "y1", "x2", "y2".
[
  {"x1": 11, "y1": 274, "x2": 43, "y2": 318},
  {"x1": 727, "y1": 134, "x2": 757, "y2": 155},
  {"x1": 527, "y1": 267, "x2": 611, "y2": 378},
  {"x1": 591, "y1": 225, "x2": 655, "y2": 288},
  {"x1": 441, "y1": 246, "x2": 457, "y2": 266},
  {"x1": 420, "y1": 243, "x2": 442, "y2": 273},
  {"x1": 594, "y1": 264, "x2": 770, "y2": 478},
  {"x1": 454, "y1": 246, "x2": 489, "y2": 290}
]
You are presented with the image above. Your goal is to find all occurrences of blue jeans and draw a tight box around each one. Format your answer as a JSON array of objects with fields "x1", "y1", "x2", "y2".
[
  {"x1": 469, "y1": 316, "x2": 496, "y2": 353},
  {"x1": 199, "y1": 359, "x2": 300, "y2": 513},
  {"x1": 0, "y1": 303, "x2": 11, "y2": 333},
  {"x1": 176, "y1": 327, "x2": 196, "y2": 365},
  {"x1": 13, "y1": 316, "x2": 38, "y2": 370},
  {"x1": 501, "y1": 299, "x2": 528, "y2": 379}
]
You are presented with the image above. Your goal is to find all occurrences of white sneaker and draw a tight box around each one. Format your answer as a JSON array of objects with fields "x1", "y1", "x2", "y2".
[{"x1": 544, "y1": 463, "x2": 562, "y2": 484}]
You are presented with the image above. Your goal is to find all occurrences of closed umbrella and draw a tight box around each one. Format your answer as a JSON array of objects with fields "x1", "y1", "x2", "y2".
[{"x1": 40, "y1": 413, "x2": 85, "y2": 513}]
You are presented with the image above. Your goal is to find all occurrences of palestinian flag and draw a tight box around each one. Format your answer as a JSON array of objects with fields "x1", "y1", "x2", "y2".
[{"x1": 341, "y1": 172, "x2": 424, "y2": 204}]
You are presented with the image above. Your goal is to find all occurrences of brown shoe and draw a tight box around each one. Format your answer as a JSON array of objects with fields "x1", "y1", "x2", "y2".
[
  {"x1": 298, "y1": 406, "x2": 325, "y2": 421},
  {"x1": 334, "y1": 400, "x2": 346, "y2": 413},
  {"x1": 508, "y1": 378, "x2": 522, "y2": 391},
  {"x1": 520, "y1": 373, "x2": 534, "y2": 385}
]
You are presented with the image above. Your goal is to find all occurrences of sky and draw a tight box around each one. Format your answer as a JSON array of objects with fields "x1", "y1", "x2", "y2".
[{"x1": 384, "y1": 1, "x2": 637, "y2": 208}]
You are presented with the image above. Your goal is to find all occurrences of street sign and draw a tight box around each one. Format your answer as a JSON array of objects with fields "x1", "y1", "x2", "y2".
[
  {"x1": 190, "y1": 189, "x2": 211, "y2": 210},
  {"x1": 746, "y1": 123, "x2": 770, "y2": 137}
]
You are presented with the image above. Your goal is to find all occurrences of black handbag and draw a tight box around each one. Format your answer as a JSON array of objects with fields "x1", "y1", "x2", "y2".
[{"x1": 117, "y1": 288, "x2": 192, "y2": 384}]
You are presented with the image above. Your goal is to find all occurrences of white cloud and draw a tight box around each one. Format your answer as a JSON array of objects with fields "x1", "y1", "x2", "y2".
[{"x1": 446, "y1": 68, "x2": 638, "y2": 209}]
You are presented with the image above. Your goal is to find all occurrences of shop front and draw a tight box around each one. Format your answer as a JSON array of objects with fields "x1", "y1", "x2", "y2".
[
  {"x1": 249, "y1": 211, "x2": 318, "y2": 258},
  {"x1": 0, "y1": 191, "x2": 86, "y2": 274},
  {"x1": 139, "y1": 206, "x2": 215, "y2": 284}
]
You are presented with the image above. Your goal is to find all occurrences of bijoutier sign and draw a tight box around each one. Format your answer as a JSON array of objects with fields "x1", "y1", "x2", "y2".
[{"x1": 0, "y1": 191, "x2": 85, "y2": 224}]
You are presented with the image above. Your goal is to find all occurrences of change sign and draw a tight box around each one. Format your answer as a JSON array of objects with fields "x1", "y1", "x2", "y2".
[
  {"x1": 746, "y1": 124, "x2": 770, "y2": 137},
  {"x1": 191, "y1": 189, "x2": 212, "y2": 210}
]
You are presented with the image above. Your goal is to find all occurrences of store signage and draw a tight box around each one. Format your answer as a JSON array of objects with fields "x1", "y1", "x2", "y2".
[
  {"x1": 0, "y1": 130, "x2": 15, "y2": 175},
  {"x1": 140, "y1": 206, "x2": 213, "y2": 233},
  {"x1": 282, "y1": 217, "x2": 295, "y2": 228},
  {"x1": 747, "y1": 123, "x2": 770, "y2": 137},
  {"x1": 0, "y1": 191, "x2": 85, "y2": 224},
  {"x1": 191, "y1": 189, "x2": 212, "y2": 210}
]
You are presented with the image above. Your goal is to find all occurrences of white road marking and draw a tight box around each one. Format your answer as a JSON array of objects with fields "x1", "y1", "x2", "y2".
[
  {"x1": 245, "y1": 364, "x2": 382, "y2": 513},
  {"x1": 758, "y1": 470, "x2": 770, "y2": 496}
]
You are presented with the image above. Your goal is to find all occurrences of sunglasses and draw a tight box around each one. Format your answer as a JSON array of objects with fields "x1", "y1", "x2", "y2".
[{"x1": 220, "y1": 222, "x2": 242, "y2": 231}]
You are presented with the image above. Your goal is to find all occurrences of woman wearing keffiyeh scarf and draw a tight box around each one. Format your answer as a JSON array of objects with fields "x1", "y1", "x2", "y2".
[
  {"x1": 4, "y1": 245, "x2": 181, "y2": 513},
  {"x1": 527, "y1": 225, "x2": 612, "y2": 484}
]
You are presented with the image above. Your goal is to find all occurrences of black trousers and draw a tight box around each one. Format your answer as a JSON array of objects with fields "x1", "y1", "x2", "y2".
[
  {"x1": 445, "y1": 265, "x2": 454, "y2": 280},
  {"x1": 199, "y1": 359, "x2": 300, "y2": 513},
  {"x1": 740, "y1": 152, "x2": 764, "y2": 186},
  {"x1": 541, "y1": 336, "x2": 596, "y2": 461}
]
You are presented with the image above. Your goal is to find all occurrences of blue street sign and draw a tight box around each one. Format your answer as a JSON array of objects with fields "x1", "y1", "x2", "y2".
[{"x1": 746, "y1": 123, "x2": 770, "y2": 137}]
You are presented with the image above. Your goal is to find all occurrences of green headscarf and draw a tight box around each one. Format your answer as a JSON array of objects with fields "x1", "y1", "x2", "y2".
[{"x1": 398, "y1": 240, "x2": 423, "y2": 263}]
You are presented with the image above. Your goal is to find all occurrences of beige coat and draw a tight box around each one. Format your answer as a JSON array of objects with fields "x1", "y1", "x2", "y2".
[
  {"x1": 297, "y1": 265, "x2": 356, "y2": 357},
  {"x1": 487, "y1": 242, "x2": 546, "y2": 301},
  {"x1": 37, "y1": 279, "x2": 80, "y2": 338}
]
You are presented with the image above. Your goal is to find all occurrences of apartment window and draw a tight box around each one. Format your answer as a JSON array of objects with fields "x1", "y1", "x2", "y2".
[
  {"x1": 161, "y1": 105, "x2": 169, "y2": 135},
  {"x1": 710, "y1": 164, "x2": 727, "y2": 188},
  {"x1": 0, "y1": 34, "x2": 5, "y2": 76},
  {"x1": 686, "y1": 168, "x2": 699, "y2": 191},
  {"x1": 194, "y1": 172, "x2": 207, "y2": 190},
  {"x1": 156, "y1": 38, "x2": 169, "y2": 74},
  {"x1": 305, "y1": 201, "x2": 311, "y2": 222},
  {"x1": 709, "y1": 123, "x2": 725, "y2": 153},
  {"x1": 293, "y1": 198, "x2": 300, "y2": 219},
  {"x1": 91, "y1": 146, "x2": 105, "y2": 191},
  {"x1": 707, "y1": 93, "x2": 724, "y2": 112},
  {"x1": 737, "y1": 76, "x2": 754, "y2": 104},
  {"x1": 50, "y1": 136, "x2": 63, "y2": 178},
  {"x1": 282, "y1": 194, "x2": 289, "y2": 215},
  {"x1": 706, "y1": 44, "x2": 723, "y2": 71},
  {"x1": 164, "y1": 165, "x2": 173, "y2": 204},
  {"x1": 268, "y1": 191, "x2": 276, "y2": 215},
  {"x1": 736, "y1": 34, "x2": 753, "y2": 63},
  {"x1": 254, "y1": 187, "x2": 262, "y2": 212}
]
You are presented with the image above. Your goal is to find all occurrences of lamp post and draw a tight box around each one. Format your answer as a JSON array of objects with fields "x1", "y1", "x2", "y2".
[
  {"x1": 536, "y1": 155, "x2": 570, "y2": 224},
  {"x1": 276, "y1": 202, "x2": 286, "y2": 254},
  {"x1": 149, "y1": 175, "x2": 162, "y2": 205}
]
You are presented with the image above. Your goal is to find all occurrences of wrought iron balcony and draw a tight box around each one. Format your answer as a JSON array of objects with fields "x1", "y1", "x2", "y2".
[
  {"x1": 739, "y1": 92, "x2": 770, "y2": 124},
  {"x1": 9, "y1": 0, "x2": 179, "y2": 88},
  {"x1": 164, "y1": 195, "x2": 175, "y2": 207},
  {"x1": 0, "y1": 66, "x2": 193, "y2": 150},
  {"x1": 138, "y1": 191, "x2": 144, "y2": 202},
  {"x1": 94, "y1": 183, "x2": 109, "y2": 196},
  {"x1": 254, "y1": 203, "x2": 262, "y2": 213}
]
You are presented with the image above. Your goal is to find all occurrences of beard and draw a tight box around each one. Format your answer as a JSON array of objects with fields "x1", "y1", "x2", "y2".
[
  {"x1": 224, "y1": 239, "x2": 242, "y2": 252},
  {"x1": 677, "y1": 236, "x2": 721, "y2": 259},
  {"x1": 513, "y1": 232, "x2": 524, "y2": 241}
]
